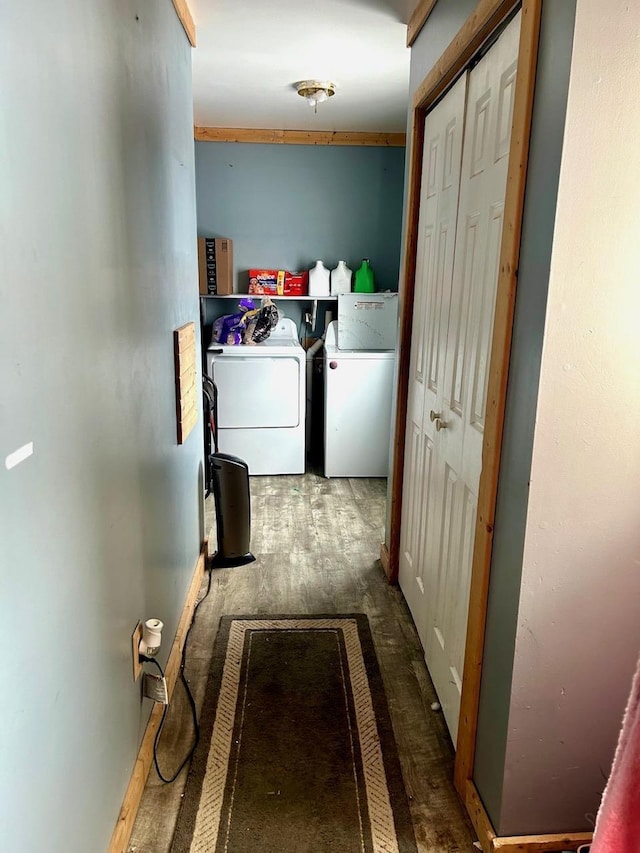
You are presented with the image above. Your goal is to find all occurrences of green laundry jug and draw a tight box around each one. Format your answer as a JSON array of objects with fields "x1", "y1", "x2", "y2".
[{"x1": 354, "y1": 258, "x2": 375, "y2": 293}]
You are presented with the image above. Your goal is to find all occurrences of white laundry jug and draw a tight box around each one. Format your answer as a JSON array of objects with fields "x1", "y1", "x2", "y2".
[
  {"x1": 309, "y1": 260, "x2": 330, "y2": 297},
  {"x1": 330, "y1": 261, "x2": 352, "y2": 295}
]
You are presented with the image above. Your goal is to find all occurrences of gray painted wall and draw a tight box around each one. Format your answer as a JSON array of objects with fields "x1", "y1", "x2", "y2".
[
  {"x1": 195, "y1": 142, "x2": 405, "y2": 292},
  {"x1": 195, "y1": 142, "x2": 405, "y2": 338},
  {"x1": 473, "y1": 0, "x2": 578, "y2": 832},
  {"x1": 0, "y1": 3, "x2": 201, "y2": 852}
]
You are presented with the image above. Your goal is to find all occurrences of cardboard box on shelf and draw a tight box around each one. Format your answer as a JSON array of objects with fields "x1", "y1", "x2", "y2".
[
  {"x1": 248, "y1": 269, "x2": 309, "y2": 296},
  {"x1": 198, "y1": 237, "x2": 233, "y2": 295},
  {"x1": 248, "y1": 269, "x2": 285, "y2": 296},
  {"x1": 283, "y1": 271, "x2": 309, "y2": 296}
]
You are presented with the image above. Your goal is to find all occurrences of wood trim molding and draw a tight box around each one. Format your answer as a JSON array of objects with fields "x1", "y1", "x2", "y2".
[
  {"x1": 493, "y1": 834, "x2": 593, "y2": 853},
  {"x1": 454, "y1": 0, "x2": 541, "y2": 794},
  {"x1": 465, "y1": 780, "x2": 497, "y2": 851},
  {"x1": 108, "y1": 542, "x2": 208, "y2": 853},
  {"x1": 171, "y1": 0, "x2": 196, "y2": 47},
  {"x1": 194, "y1": 127, "x2": 407, "y2": 147},
  {"x1": 379, "y1": 542, "x2": 391, "y2": 579},
  {"x1": 464, "y1": 781, "x2": 592, "y2": 853},
  {"x1": 386, "y1": 109, "x2": 424, "y2": 586},
  {"x1": 412, "y1": 0, "x2": 521, "y2": 109},
  {"x1": 407, "y1": 0, "x2": 438, "y2": 47}
]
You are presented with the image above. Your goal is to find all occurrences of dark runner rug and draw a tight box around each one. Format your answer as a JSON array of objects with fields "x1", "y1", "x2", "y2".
[{"x1": 171, "y1": 615, "x2": 418, "y2": 853}]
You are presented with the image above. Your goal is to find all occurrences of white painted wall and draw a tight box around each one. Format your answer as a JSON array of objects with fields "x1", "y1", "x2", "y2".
[{"x1": 500, "y1": 0, "x2": 640, "y2": 834}]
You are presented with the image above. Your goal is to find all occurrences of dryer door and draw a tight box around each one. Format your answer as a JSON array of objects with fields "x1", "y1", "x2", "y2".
[{"x1": 211, "y1": 355, "x2": 301, "y2": 428}]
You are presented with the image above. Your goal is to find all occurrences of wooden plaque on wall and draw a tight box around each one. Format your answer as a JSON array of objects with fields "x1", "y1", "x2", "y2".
[{"x1": 174, "y1": 322, "x2": 198, "y2": 444}]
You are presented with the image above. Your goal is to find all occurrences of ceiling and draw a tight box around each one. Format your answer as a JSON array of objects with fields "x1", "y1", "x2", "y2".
[{"x1": 190, "y1": 0, "x2": 418, "y2": 132}]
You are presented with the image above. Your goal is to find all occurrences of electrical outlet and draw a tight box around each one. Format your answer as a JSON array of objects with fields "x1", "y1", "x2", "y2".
[
  {"x1": 142, "y1": 672, "x2": 169, "y2": 704},
  {"x1": 132, "y1": 621, "x2": 143, "y2": 681}
]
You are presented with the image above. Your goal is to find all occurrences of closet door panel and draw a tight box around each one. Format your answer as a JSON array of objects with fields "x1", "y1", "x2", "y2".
[
  {"x1": 427, "y1": 10, "x2": 522, "y2": 741},
  {"x1": 399, "y1": 73, "x2": 468, "y2": 645}
]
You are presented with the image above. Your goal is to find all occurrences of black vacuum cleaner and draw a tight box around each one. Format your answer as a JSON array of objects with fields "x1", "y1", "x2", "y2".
[{"x1": 203, "y1": 368, "x2": 255, "y2": 569}]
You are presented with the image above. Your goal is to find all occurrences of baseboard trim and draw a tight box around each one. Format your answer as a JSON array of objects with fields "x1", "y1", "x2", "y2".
[
  {"x1": 380, "y1": 542, "x2": 391, "y2": 580},
  {"x1": 492, "y1": 832, "x2": 593, "y2": 852},
  {"x1": 465, "y1": 780, "x2": 592, "y2": 853},
  {"x1": 108, "y1": 540, "x2": 208, "y2": 853},
  {"x1": 465, "y1": 779, "x2": 497, "y2": 850}
]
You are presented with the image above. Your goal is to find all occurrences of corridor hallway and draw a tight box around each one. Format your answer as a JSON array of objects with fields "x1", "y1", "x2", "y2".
[{"x1": 128, "y1": 474, "x2": 475, "y2": 852}]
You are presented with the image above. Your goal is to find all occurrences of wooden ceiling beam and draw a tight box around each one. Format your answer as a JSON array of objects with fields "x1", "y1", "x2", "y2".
[
  {"x1": 193, "y1": 127, "x2": 406, "y2": 146},
  {"x1": 171, "y1": 0, "x2": 196, "y2": 47},
  {"x1": 407, "y1": 0, "x2": 438, "y2": 47}
]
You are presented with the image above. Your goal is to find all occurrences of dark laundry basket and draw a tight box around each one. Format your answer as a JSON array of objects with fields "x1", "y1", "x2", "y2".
[{"x1": 203, "y1": 372, "x2": 255, "y2": 569}]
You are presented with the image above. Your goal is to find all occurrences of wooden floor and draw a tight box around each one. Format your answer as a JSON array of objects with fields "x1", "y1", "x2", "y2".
[{"x1": 128, "y1": 474, "x2": 476, "y2": 852}]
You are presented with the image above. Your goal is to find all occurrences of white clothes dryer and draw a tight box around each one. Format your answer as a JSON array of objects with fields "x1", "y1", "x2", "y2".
[{"x1": 205, "y1": 318, "x2": 305, "y2": 475}]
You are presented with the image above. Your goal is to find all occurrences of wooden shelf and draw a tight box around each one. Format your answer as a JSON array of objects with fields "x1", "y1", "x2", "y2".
[
  {"x1": 199, "y1": 294, "x2": 338, "y2": 301},
  {"x1": 199, "y1": 293, "x2": 338, "y2": 330}
]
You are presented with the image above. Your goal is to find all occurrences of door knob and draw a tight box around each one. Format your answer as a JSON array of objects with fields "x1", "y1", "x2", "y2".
[
  {"x1": 435, "y1": 418, "x2": 448, "y2": 431},
  {"x1": 329, "y1": 361, "x2": 338, "y2": 370},
  {"x1": 429, "y1": 410, "x2": 441, "y2": 422}
]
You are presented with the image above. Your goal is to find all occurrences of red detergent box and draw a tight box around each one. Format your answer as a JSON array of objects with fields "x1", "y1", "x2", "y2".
[
  {"x1": 283, "y1": 271, "x2": 309, "y2": 296},
  {"x1": 248, "y1": 269, "x2": 285, "y2": 295}
]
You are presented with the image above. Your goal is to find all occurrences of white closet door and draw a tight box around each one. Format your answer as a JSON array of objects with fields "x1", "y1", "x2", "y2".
[
  {"x1": 399, "y1": 73, "x2": 468, "y2": 644},
  {"x1": 424, "y1": 10, "x2": 521, "y2": 741}
]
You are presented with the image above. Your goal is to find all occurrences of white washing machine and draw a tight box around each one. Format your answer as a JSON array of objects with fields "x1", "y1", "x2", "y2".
[
  {"x1": 324, "y1": 321, "x2": 396, "y2": 478},
  {"x1": 205, "y1": 318, "x2": 305, "y2": 475}
]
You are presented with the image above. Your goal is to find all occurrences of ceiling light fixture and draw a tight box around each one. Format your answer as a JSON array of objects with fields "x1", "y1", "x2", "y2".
[{"x1": 296, "y1": 80, "x2": 336, "y2": 114}]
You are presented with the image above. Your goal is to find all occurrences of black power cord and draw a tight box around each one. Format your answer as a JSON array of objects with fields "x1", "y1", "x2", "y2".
[{"x1": 141, "y1": 565, "x2": 214, "y2": 784}]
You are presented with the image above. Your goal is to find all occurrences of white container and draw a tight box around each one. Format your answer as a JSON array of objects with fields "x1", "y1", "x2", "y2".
[
  {"x1": 330, "y1": 261, "x2": 352, "y2": 295},
  {"x1": 309, "y1": 260, "x2": 330, "y2": 297}
]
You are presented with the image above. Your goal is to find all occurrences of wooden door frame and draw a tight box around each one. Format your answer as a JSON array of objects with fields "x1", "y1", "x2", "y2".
[{"x1": 383, "y1": 1, "x2": 588, "y2": 849}]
